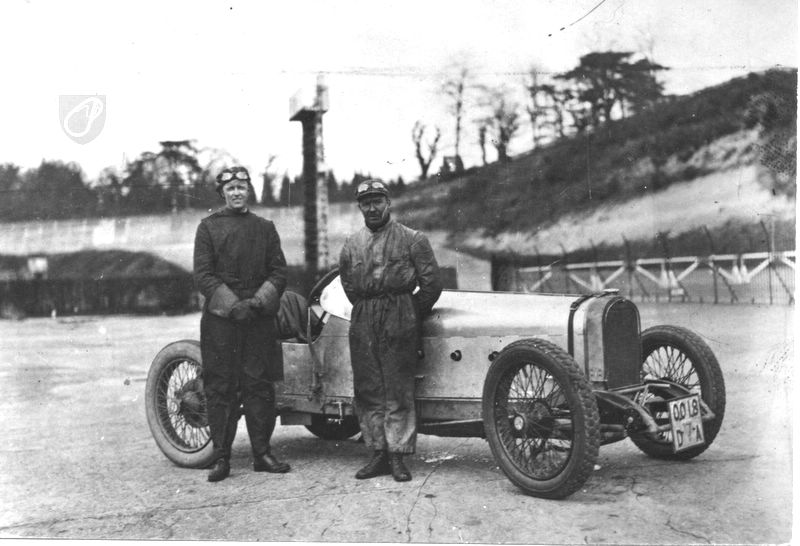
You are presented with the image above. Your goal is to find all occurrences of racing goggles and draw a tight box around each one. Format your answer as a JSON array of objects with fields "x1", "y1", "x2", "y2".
[
  {"x1": 219, "y1": 170, "x2": 250, "y2": 183},
  {"x1": 355, "y1": 180, "x2": 388, "y2": 198},
  {"x1": 357, "y1": 181, "x2": 385, "y2": 192}
]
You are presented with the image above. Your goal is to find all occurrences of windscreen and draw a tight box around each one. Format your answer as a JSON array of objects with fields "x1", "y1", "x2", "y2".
[{"x1": 319, "y1": 275, "x2": 353, "y2": 321}]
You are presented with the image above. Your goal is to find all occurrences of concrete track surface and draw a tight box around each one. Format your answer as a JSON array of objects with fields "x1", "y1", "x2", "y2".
[{"x1": 0, "y1": 303, "x2": 794, "y2": 543}]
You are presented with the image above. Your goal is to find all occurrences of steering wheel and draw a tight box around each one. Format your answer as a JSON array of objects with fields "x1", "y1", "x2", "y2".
[{"x1": 306, "y1": 267, "x2": 340, "y2": 343}]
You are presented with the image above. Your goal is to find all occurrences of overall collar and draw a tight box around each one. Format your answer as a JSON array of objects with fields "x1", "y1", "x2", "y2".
[
  {"x1": 221, "y1": 206, "x2": 250, "y2": 216},
  {"x1": 367, "y1": 216, "x2": 393, "y2": 234}
]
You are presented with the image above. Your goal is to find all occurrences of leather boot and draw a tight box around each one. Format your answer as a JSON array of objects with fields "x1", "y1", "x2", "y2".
[
  {"x1": 355, "y1": 450, "x2": 390, "y2": 479},
  {"x1": 389, "y1": 453, "x2": 411, "y2": 482},
  {"x1": 253, "y1": 452, "x2": 291, "y2": 473},
  {"x1": 207, "y1": 458, "x2": 230, "y2": 482}
]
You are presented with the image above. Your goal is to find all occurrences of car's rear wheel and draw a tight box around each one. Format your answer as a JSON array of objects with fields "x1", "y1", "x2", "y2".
[
  {"x1": 305, "y1": 414, "x2": 361, "y2": 440},
  {"x1": 145, "y1": 340, "x2": 215, "y2": 469},
  {"x1": 629, "y1": 325, "x2": 726, "y2": 460},
  {"x1": 482, "y1": 339, "x2": 600, "y2": 499}
]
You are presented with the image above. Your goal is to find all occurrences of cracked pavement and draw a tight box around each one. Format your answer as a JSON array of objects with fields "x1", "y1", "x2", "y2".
[{"x1": 0, "y1": 303, "x2": 793, "y2": 543}]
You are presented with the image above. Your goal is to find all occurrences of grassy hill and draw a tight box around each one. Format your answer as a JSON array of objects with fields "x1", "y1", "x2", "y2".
[
  {"x1": 395, "y1": 69, "x2": 796, "y2": 262},
  {"x1": 0, "y1": 70, "x2": 794, "y2": 286}
]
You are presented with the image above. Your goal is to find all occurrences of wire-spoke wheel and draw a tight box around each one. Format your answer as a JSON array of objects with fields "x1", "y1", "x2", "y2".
[
  {"x1": 630, "y1": 325, "x2": 726, "y2": 460},
  {"x1": 482, "y1": 339, "x2": 600, "y2": 499},
  {"x1": 145, "y1": 340, "x2": 215, "y2": 468}
]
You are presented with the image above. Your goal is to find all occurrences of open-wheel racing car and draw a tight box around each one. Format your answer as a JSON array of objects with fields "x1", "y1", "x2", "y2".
[{"x1": 146, "y1": 269, "x2": 725, "y2": 499}]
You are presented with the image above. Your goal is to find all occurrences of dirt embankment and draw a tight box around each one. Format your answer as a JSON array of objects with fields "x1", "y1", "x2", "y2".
[
  {"x1": 401, "y1": 126, "x2": 794, "y2": 259},
  {"x1": 457, "y1": 162, "x2": 795, "y2": 257},
  {"x1": 395, "y1": 70, "x2": 797, "y2": 260}
]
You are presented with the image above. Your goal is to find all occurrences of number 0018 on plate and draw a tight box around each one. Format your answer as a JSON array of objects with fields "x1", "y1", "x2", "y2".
[{"x1": 667, "y1": 394, "x2": 705, "y2": 452}]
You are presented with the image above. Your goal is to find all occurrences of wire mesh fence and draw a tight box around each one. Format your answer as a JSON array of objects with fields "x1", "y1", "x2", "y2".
[{"x1": 491, "y1": 250, "x2": 795, "y2": 305}]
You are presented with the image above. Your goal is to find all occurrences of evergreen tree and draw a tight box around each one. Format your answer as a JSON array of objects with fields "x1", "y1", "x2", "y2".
[
  {"x1": 22, "y1": 160, "x2": 93, "y2": 220},
  {"x1": 156, "y1": 140, "x2": 202, "y2": 211},
  {"x1": 557, "y1": 51, "x2": 667, "y2": 129},
  {"x1": 326, "y1": 171, "x2": 340, "y2": 202},
  {"x1": 0, "y1": 163, "x2": 23, "y2": 220}
]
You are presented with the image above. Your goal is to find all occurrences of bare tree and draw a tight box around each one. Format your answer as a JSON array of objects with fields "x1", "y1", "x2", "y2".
[
  {"x1": 260, "y1": 154, "x2": 277, "y2": 205},
  {"x1": 441, "y1": 64, "x2": 471, "y2": 171},
  {"x1": 481, "y1": 87, "x2": 521, "y2": 163},
  {"x1": 412, "y1": 121, "x2": 441, "y2": 180},
  {"x1": 476, "y1": 120, "x2": 489, "y2": 166}
]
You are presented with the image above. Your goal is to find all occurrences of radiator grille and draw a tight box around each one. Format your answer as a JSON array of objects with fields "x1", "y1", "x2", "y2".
[{"x1": 602, "y1": 298, "x2": 641, "y2": 388}]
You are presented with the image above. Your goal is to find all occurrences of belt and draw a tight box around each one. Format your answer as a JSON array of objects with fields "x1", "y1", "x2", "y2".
[
  {"x1": 224, "y1": 278, "x2": 265, "y2": 290},
  {"x1": 360, "y1": 290, "x2": 413, "y2": 300}
]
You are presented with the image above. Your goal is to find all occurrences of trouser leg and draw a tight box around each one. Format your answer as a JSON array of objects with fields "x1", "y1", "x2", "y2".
[
  {"x1": 351, "y1": 356, "x2": 416, "y2": 454},
  {"x1": 206, "y1": 398, "x2": 238, "y2": 461},
  {"x1": 222, "y1": 393, "x2": 242, "y2": 457},
  {"x1": 201, "y1": 313, "x2": 240, "y2": 461},
  {"x1": 350, "y1": 315, "x2": 387, "y2": 451},
  {"x1": 241, "y1": 318, "x2": 279, "y2": 456},
  {"x1": 242, "y1": 382, "x2": 276, "y2": 456},
  {"x1": 382, "y1": 355, "x2": 417, "y2": 454},
  {"x1": 381, "y1": 325, "x2": 418, "y2": 454}
]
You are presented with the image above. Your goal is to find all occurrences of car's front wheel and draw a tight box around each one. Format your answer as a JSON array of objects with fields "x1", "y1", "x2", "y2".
[
  {"x1": 145, "y1": 340, "x2": 216, "y2": 469},
  {"x1": 629, "y1": 325, "x2": 726, "y2": 460},
  {"x1": 482, "y1": 339, "x2": 600, "y2": 499}
]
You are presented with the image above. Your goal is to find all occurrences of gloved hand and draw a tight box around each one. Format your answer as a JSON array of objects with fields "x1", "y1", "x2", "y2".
[
  {"x1": 243, "y1": 297, "x2": 263, "y2": 317},
  {"x1": 230, "y1": 300, "x2": 257, "y2": 322}
]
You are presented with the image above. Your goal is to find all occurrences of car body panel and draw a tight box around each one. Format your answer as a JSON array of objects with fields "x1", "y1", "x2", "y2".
[
  {"x1": 277, "y1": 275, "x2": 640, "y2": 424},
  {"x1": 321, "y1": 277, "x2": 580, "y2": 339}
]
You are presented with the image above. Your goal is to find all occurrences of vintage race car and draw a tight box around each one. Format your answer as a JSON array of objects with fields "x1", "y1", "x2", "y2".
[{"x1": 146, "y1": 270, "x2": 726, "y2": 499}]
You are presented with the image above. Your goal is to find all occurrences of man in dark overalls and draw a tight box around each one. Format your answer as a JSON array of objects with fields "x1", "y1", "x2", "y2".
[
  {"x1": 339, "y1": 180, "x2": 442, "y2": 482},
  {"x1": 194, "y1": 166, "x2": 291, "y2": 482}
]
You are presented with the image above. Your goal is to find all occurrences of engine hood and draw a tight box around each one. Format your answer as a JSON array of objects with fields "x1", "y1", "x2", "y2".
[
  {"x1": 318, "y1": 276, "x2": 583, "y2": 339},
  {"x1": 423, "y1": 290, "x2": 581, "y2": 338}
]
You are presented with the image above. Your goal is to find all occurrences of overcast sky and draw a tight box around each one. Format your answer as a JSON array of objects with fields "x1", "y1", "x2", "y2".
[{"x1": 0, "y1": 0, "x2": 796, "y2": 190}]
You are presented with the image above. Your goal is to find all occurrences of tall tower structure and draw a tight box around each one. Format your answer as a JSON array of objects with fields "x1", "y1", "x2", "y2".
[{"x1": 290, "y1": 75, "x2": 329, "y2": 278}]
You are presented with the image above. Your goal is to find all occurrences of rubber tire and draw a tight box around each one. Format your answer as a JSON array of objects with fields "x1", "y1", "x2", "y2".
[
  {"x1": 482, "y1": 339, "x2": 600, "y2": 499},
  {"x1": 305, "y1": 414, "x2": 361, "y2": 440},
  {"x1": 145, "y1": 340, "x2": 216, "y2": 469},
  {"x1": 630, "y1": 325, "x2": 726, "y2": 460}
]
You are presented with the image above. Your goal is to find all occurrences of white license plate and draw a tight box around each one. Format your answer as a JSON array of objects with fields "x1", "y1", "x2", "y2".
[{"x1": 667, "y1": 394, "x2": 705, "y2": 452}]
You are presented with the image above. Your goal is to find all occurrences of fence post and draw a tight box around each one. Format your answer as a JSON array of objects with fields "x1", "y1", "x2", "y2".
[
  {"x1": 490, "y1": 253, "x2": 498, "y2": 291},
  {"x1": 560, "y1": 244, "x2": 570, "y2": 293},
  {"x1": 709, "y1": 255, "x2": 718, "y2": 305},
  {"x1": 657, "y1": 232, "x2": 672, "y2": 303},
  {"x1": 511, "y1": 255, "x2": 519, "y2": 293},
  {"x1": 622, "y1": 235, "x2": 634, "y2": 300},
  {"x1": 534, "y1": 246, "x2": 544, "y2": 294},
  {"x1": 760, "y1": 221, "x2": 774, "y2": 305},
  {"x1": 704, "y1": 226, "x2": 719, "y2": 304},
  {"x1": 590, "y1": 239, "x2": 605, "y2": 290}
]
